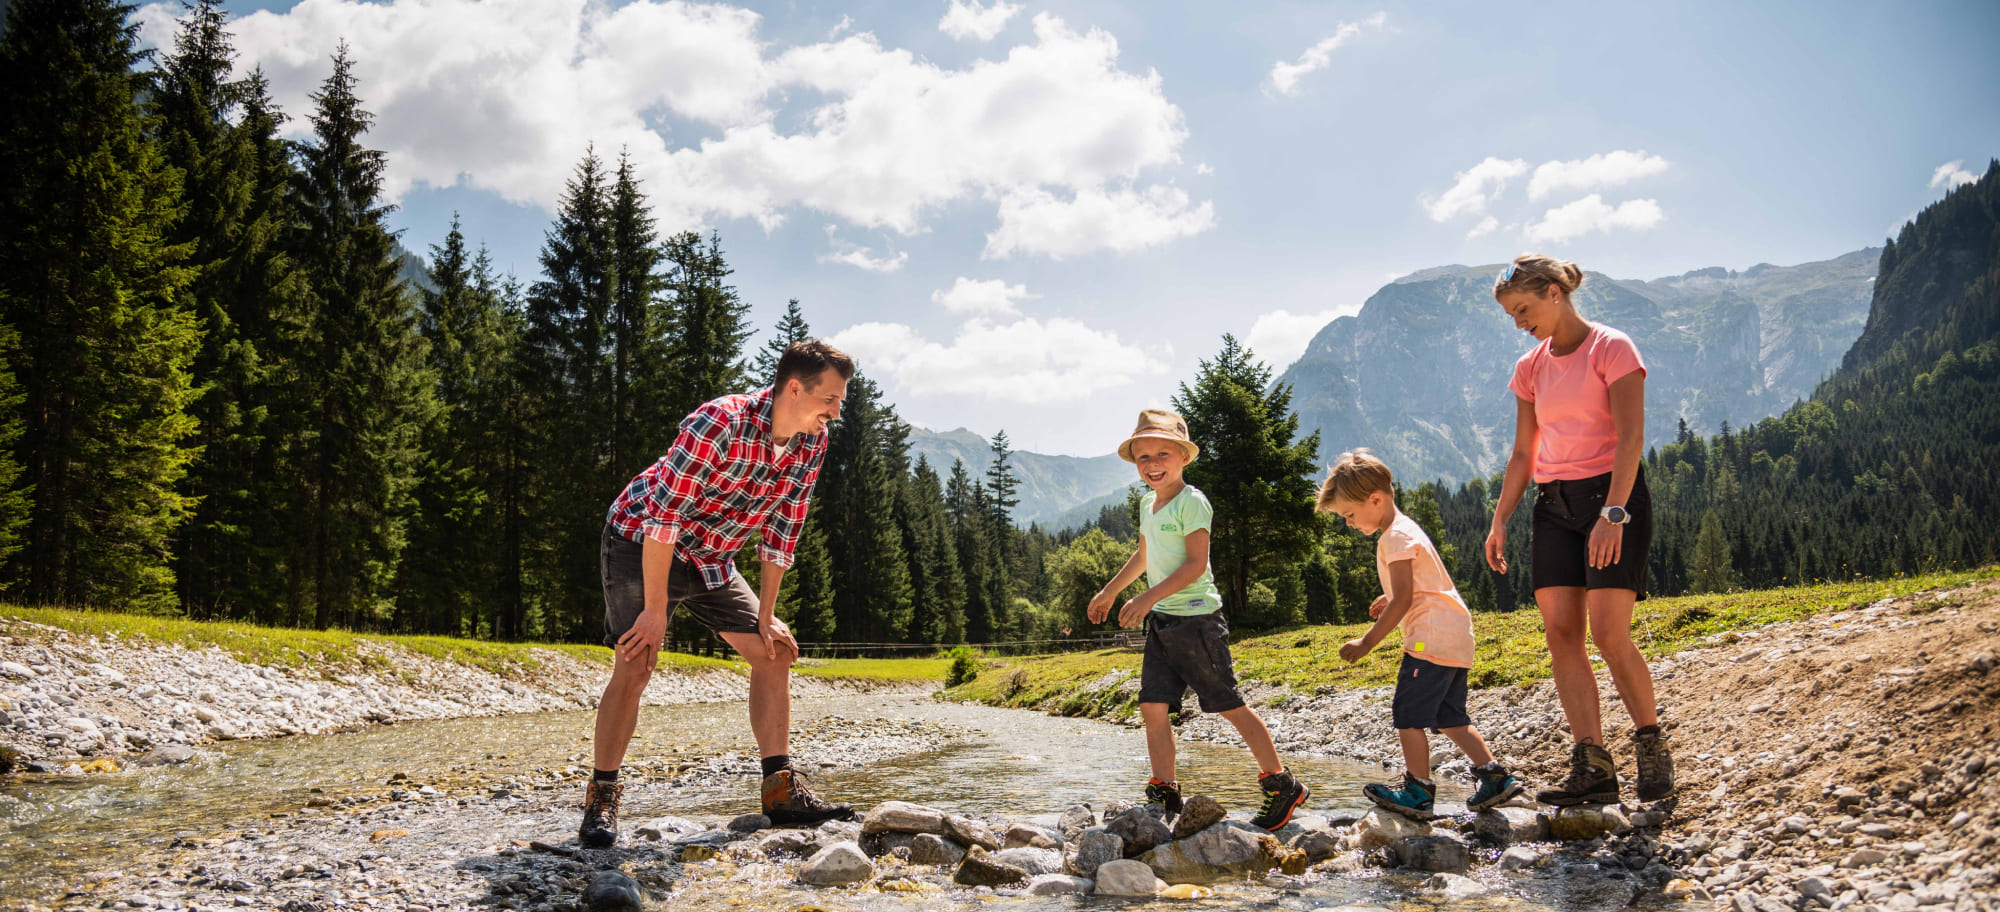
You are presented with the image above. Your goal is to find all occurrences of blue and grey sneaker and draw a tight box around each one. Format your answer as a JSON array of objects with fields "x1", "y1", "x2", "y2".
[
  {"x1": 1364, "y1": 773, "x2": 1436, "y2": 821},
  {"x1": 1468, "y1": 762, "x2": 1526, "y2": 811}
]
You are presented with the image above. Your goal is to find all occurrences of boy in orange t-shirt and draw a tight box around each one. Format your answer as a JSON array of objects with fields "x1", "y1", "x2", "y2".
[{"x1": 1319, "y1": 449, "x2": 1525, "y2": 819}]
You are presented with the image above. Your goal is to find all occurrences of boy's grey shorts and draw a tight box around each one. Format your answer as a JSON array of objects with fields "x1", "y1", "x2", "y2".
[
  {"x1": 601, "y1": 524, "x2": 762, "y2": 648},
  {"x1": 1138, "y1": 610, "x2": 1245, "y2": 713}
]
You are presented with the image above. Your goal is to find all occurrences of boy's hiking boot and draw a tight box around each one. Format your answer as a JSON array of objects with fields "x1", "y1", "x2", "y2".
[
  {"x1": 1145, "y1": 778, "x2": 1184, "y2": 819},
  {"x1": 1364, "y1": 773, "x2": 1436, "y2": 820},
  {"x1": 761, "y1": 767, "x2": 856, "y2": 825},
  {"x1": 1537, "y1": 742, "x2": 1620, "y2": 807},
  {"x1": 1251, "y1": 768, "x2": 1310, "y2": 830},
  {"x1": 1468, "y1": 762, "x2": 1525, "y2": 811},
  {"x1": 578, "y1": 779, "x2": 622, "y2": 848},
  {"x1": 1633, "y1": 725, "x2": 1676, "y2": 801}
]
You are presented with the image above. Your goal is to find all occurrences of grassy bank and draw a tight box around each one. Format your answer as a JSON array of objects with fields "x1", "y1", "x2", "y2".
[
  {"x1": 943, "y1": 566, "x2": 2000, "y2": 719},
  {"x1": 0, "y1": 605, "x2": 948, "y2": 686}
]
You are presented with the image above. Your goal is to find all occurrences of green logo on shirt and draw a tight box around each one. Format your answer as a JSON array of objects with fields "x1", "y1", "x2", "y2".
[{"x1": 1160, "y1": 523, "x2": 1179, "y2": 532}]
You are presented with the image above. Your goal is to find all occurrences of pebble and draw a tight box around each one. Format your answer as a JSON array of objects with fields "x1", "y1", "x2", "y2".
[
  {"x1": 798, "y1": 841, "x2": 873, "y2": 886},
  {"x1": 1093, "y1": 859, "x2": 1163, "y2": 896}
]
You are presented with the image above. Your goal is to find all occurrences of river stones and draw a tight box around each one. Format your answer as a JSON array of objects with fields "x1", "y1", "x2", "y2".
[
  {"x1": 1392, "y1": 834, "x2": 1470, "y2": 873},
  {"x1": 1421, "y1": 872, "x2": 1490, "y2": 900},
  {"x1": 910, "y1": 833, "x2": 966, "y2": 866},
  {"x1": 635, "y1": 816, "x2": 703, "y2": 841},
  {"x1": 1472, "y1": 807, "x2": 1548, "y2": 845},
  {"x1": 944, "y1": 814, "x2": 999, "y2": 850},
  {"x1": 1028, "y1": 873, "x2": 1094, "y2": 895},
  {"x1": 133, "y1": 745, "x2": 196, "y2": 767},
  {"x1": 1290, "y1": 828, "x2": 1343, "y2": 863},
  {"x1": 1498, "y1": 846, "x2": 1543, "y2": 871},
  {"x1": 728, "y1": 812, "x2": 771, "y2": 832},
  {"x1": 758, "y1": 829, "x2": 820, "y2": 859},
  {"x1": 799, "y1": 842, "x2": 874, "y2": 886},
  {"x1": 1352, "y1": 808, "x2": 1430, "y2": 850},
  {"x1": 859, "y1": 830, "x2": 919, "y2": 858},
  {"x1": 861, "y1": 800, "x2": 947, "y2": 835},
  {"x1": 1105, "y1": 805, "x2": 1172, "y2": 856},
  {"x1": 1073, "y1": 827, "x2": 1123, "y2": 876},
  {"x1": 954, "y1": 846, "x2": 1030, "y2": 887},
  {"x1": 992, "y1": 846, "x2": 1064, "y2": 875},
  {"x1": 1140, "y1": 820, "x2": 1286, "y2": 883},
  {"x1": 1094, "y1": 859, "x2": 1163, "y2": 896},
  {"x1": 1172, "y1": 795, "x2": 1227, "y2": 839},
  {"x1": 1548, "y1": 805, "x2": 1630, "y2": 841},
  {"x1": 1269, "y1": 813, "x2": 1330, "y2": 844},
  {"x1": 581, "y1": 870, "x2": 643, "y2": 912},
  {"x1": 1057, "y1": 803, "x2": 1095, "y2": 837},
  {"x1": 1003, "y1": 823, "x2": 1060, "y2": 849}
]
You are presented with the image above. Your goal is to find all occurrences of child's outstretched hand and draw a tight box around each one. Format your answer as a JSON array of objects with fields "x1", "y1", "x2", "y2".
[
  {"x1": 1339, "y1": 638, "x2": 1369, "y2": 663},
  {"x1": 1087, "y1": 589, "x2": 1114, "y2": 624},
  {"x1": 1368, "y1": 595, "x2": 1389, "y2": 619},
  {"x1": 1117, "y1": 593, "x2": 1154, "y2": 629}
]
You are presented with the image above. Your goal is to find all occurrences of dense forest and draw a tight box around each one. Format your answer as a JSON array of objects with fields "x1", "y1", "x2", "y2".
[{"x1": 1, "y1": 0, "x2": 1993, "y2": 651}]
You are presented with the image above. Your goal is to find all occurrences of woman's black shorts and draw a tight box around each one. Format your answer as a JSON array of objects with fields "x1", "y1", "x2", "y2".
[{"x1": 1531, "y1": 468, "x2": 1652, "y2": 597}]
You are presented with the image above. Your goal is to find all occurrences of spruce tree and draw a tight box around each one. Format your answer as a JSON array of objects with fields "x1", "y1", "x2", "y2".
[
  {"x1": 897, "y1": 456, "x2": 964, "y2": 643},
  {"x1": 1689, "y1": 508, "x2": 1737, "y2": 593},
  {"x1": 813, "y1": 374, "x2": 913, "y2": 641},
  {"x1": 283, "y1": 44, "x2": 436, "y2": 629},
  {"x1": 607, "y1": 151, "x2": 666, "y2": 477},
  {"x1": 0, "y1": 0, "x2": 201, "y2": 610},
  {"x1": 786, "y1": 513, "x2": 837, "y2": 642},
  {"x1": 751, "y1": 299, "x2": 813, "y2": 383},
  {"x1": 662, "y1": 230, "x2": 752, "y2": 420},
  {"x1": 981, "y1": 431, "x2": 1021, "y2": 636},
  {"x1": 946, "y1": 460, "x2": 996, "y2": 641},
  {"x1": 0, "y1": 323, "x2": 28, "y2": 571}
]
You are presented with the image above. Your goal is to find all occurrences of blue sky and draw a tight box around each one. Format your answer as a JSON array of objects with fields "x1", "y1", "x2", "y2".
[{"x1": 144, "y1": 0, "x2": 2000, "y2": 455}]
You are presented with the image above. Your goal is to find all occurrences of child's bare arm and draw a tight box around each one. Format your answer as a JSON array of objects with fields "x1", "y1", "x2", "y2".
[
  {"x1": 1340, "y1": 559, "x2": 1415, "y2": 662},
  {"x1": 1118, "y1": 529, "x2": 1210, "y2": 627},
  {"x1": 1089, "y1": 541, "x2": 1147, "y2": 623}
]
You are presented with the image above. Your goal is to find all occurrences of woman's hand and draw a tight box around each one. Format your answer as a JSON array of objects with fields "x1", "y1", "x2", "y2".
[
  {"x1": 1484, "y1": 522, "x2": 1509, "y2": 573},
  {"x1": 1588, "y1": 518, "x2": 1624, "y2": 569}
]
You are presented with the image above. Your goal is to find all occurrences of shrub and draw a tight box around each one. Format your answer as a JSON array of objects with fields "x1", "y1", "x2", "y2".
[{"x1": 944, "y1": 645, "x2": 981, "y2": 688}]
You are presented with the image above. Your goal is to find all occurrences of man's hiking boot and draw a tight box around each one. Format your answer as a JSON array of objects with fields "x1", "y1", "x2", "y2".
[
  {"x1": 1633, "y1": 725, "x2": 1676, "y2": 801},
  {"x1": 1364, "y1": 773, "x2": 1436, "y2": 821},
  {"x1": 1468, "y1": 762, "x2": 1525, "y2": 811},
  {"x1": 1537, "y1": 742, "x2": 1620, "y2": 807},
  {"x1": 1251, "y1": 768, "x2": 1310, "y2": 830},
  {"x1": 578, "y1": 779, "x2": 622, "y2": 848},
  {"x1": 1145, "y1": 778, "x2": 1184, "y2": 819},
  {"x1": 761, "y1": 767, "x2": 855, "y2": 825}
]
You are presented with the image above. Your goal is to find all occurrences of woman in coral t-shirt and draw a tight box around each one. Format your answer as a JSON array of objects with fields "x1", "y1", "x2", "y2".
[{"x1": 1482, "y1": 254, "x2": 1675, "y2": 809}]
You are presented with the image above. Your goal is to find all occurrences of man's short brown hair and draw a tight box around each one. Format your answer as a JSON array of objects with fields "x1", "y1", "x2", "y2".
[
  {"x1": 772, "y1": 339, "x2": 856, "y2": 392},
  {"x1": 1317, "y1": 448, "x2": 1395, "y2": 511}
]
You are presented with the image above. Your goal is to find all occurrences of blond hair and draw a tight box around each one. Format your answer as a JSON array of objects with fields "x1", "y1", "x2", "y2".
[
  {"x1": 1317, "y1": 449, "x2": 1395, "y2": 511},
  {"x1": 1493, "y1": 253, "x2": 1585, "y2": 301}
]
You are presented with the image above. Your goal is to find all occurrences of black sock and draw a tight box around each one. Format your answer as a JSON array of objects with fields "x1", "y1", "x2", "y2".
[
  {"x1": 762, "y1": 755, "x2": 791, "y2": 777},
  {"x1": 1636, "y1": 724, "x2": 1661, "y2": 737},
  {"x1": 592, "y1": 768, "x2": 619, "y2": 783}
]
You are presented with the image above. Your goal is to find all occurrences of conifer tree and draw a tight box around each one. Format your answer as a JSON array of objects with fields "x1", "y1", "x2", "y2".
[
  {"x1": 751, "y1": 299, "x2": 813, "y2": 382},
  {"x1": 813, "y1": 374, "x2": 913, "y2": 641},
  {"x1": 981, "y1": 431, "x2": 1021, "y2": 636},
  {"x1": 283, "y1": 44, "x2": 436, "y2": 629},
  {"x1": 0, "y1": 0, "x2": 201, "y2": 610},
  {"x1": 0, "y1": 323, "x2": 28, "y2": 572},
  {"x1": 946, "y1": 460, "x2": 997, "y2": 641},
  {"x1": 662, "y1": 230, "x2": 752, "y2": 421},
  {"x1": 607, "y1": 151, "x2": 665, "y2": 477},
  {"x1": 786, "y1": 513, "x2": 837, "y2": 642},
  {"x1": 897, "y1": 456, "x2": 964, "y2": 643},
  {"x1": 1690, "y1": 508, "x2": 1737, "y2": 593}
]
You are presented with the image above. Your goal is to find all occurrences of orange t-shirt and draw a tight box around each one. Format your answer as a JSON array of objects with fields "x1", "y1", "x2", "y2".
[
  {"x1": 1507, "y1": 324, "x2": 1647, "y2": 483},
  {"x1": 1377, "y1": 512, "x2": 1475, "y2": 669}
]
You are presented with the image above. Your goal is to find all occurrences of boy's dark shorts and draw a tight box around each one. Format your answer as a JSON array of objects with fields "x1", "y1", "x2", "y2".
[
  {"x1": 1138, "y1": 610, "x2": 1245, "y2": 714},
  {"x1": 601, "y1": 524, "x2": 762, "y2": 647},
  {"x1": 1391, "y1": 653, "x2": 1471, "y2": 732},
  {"x1": 1532, "y1": 467, "x2": 1653, "y2": 596}
]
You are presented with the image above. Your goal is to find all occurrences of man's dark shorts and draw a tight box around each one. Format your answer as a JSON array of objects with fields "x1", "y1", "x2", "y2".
[
  {"x1": 1391, "y1": 653, "x2": 1471, "y2": 732},
  {"x1": 1531, "y1": 467, "x2": 1653, "y2": 597},
  {"x1": 1138, "y1": 610, "x2": 1245, "y2": 714},
  {"x1": 601, "y1": 524, "x2": 761, "y2": 648}
]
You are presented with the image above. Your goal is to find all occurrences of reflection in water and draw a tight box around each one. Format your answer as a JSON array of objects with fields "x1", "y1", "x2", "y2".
[{"x1": 3, "y1": 695, "x2": 1632, "y2": 910}]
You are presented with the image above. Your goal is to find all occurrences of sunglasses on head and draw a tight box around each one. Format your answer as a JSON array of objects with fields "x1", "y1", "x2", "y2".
[{"x1": 1497, "y1": 263, "x2": 1520, "y2": 283}]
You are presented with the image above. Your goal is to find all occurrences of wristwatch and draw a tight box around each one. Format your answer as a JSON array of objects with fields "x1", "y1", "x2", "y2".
[{"x1": 1600, "y1": 505, "x2": 1631, "y2": 525}]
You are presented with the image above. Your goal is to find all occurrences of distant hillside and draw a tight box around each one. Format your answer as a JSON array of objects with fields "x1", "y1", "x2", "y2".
[
  {"x1": 905, "y1": 426, "x2": 1135, "y2": 529},
  {"x1": 1276, "y1": 249, "x2": 1879, "y2": 483}
]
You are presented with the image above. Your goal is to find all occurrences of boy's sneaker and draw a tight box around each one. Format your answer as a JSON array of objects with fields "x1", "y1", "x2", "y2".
[
  {"x1": 761, "y1": 767, "x2": 855, "y2": 825},
  {"x1": 1633, "y1": 725, "x2": 1676, "y2": 801},
  {"x1": 1363, "y1": 773, "x2": 1436, "y2": 821},
  {"x1": 1467, "y1": 762, "x2": 1525, "y2": 811},
  {"x1": 578, "y1": 779, "x2": 622, "y2": 848},
  {"x1": 1145, "y1": 778, "x2": 1184, "y2": 819},
  {"x1": 1536, "y1": 742, "x2": 1620, "y2": 807},
  {"x1": 1251, "y1": 768, "x2": 1310, "y2": 830}
]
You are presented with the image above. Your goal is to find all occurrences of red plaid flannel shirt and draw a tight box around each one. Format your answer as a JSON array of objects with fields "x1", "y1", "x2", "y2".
[{"x1": 606, "y1": 388, "x2": 827, "y2": 590}]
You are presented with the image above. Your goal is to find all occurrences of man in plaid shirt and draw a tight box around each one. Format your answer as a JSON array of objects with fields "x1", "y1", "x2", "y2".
[{"x1": 579, "y1": 340, "x2": 857, "y2": 848}]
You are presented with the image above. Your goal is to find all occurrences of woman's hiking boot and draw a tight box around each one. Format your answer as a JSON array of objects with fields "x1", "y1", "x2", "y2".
[
  {"x1": 1537, "y1": 742, "x2": 1620, "y2": 807},
  {"x1": 1251, "y1": 768, "x2": 1311, "y2": 830},
  {"x1": 578, "y1": 779, "x2": 623, "y2": 848},
  {"x1": 761, "y1": 767, "x2": 856, "y2": 825},
  {"x1": 1145, "y1": 778, "x2": 1184, "y2": 819},
  {"x1": 1467, "y1": 762, "x2": 1526, "y2": 811},
  {"x1": 1364, "y1": 773, "x2": 1436, "y2": 821},
  {"x1": 1633, "y1": 725, "x2": 1676, "y2": 801}
]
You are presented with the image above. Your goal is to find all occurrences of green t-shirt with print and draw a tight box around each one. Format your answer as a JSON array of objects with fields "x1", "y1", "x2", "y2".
[{"x1": 1141, "y1": 485, "x2": 1224, "y2": 616}]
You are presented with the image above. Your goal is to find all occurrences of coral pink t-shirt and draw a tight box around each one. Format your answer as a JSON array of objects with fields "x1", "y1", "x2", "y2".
[
  {"x1": 1507, "y1": 325, "x2": 1647, "y2": 483},
  {"x1": 1377, "y1": 512, "x2": 1475, "y2": 669}
]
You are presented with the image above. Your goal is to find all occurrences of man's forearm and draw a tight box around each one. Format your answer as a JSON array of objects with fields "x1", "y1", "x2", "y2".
[
  {"x1": 758, "y1": 560, "x2": 786, "y2": 620},
  {"x1": 642, "y1": 534, "x2": 675, "y2": 614}
]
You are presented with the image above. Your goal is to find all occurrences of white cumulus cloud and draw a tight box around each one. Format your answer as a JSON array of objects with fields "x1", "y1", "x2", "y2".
[
  {"x1": 830, "y1": 316, "x2": 1165, "y2": 404},
  {"x1": 134, "y1": 2, "x2": 1207, "y2": 258},
  {"x1": 819, "y1": 247, "x2": 908, "y2": 272},
  {"x1": 985, "y1": 184, "x2": 1215, "y2": 259},
  {"x1": 1421, "y1": 157, "x2": 1528, "y2": 223},
  {"x1": 1931, "y1": 160, "x2": 1978, "y2": 190},
  {"x1": 1247, "y1": 308, "x2": 1349, "y2": 370},
  {"x1": 1523, "y1": 194, "x2": 1663, "y2": 244},
  {"x1": 932, "y1": 277, "x2": 1035, "y2": 316},
  {"x1": 1527, "y1": 150, "x2": 1669, "y2": 200},
  {"x1": 1268, "y1": 12, "x2": 1386, "y2": 97},
  {"x1": 938, "y1": 0, "x2": 1020, "y2": 41},
  {"x1": 1466, "y1": 216, "x2": 1499, "y2": 239}
]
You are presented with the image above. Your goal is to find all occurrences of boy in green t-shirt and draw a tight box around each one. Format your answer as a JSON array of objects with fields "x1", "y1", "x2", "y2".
[{"x1": 1088, "y1": 409, "x2": 1311, "y2": 830}]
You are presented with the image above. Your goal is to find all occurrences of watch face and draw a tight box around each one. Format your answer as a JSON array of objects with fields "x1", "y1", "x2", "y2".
[{"x1": 1607, "y1": 506, "x2": 1628, "y2": 524}]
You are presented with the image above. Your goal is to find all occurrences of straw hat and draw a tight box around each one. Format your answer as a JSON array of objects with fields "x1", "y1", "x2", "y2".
[{"x1": 1117, "y1": 408, "x2": 1200, "y2": 464}]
